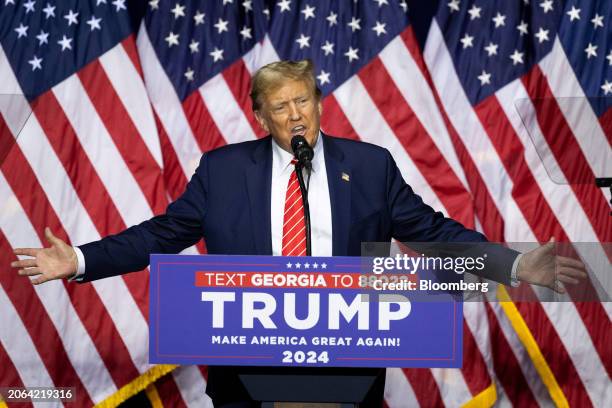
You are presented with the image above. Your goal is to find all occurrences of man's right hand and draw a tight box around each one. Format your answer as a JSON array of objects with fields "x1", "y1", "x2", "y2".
[{"x1": 11, "y1": 227, "x2": 78, "y2": 285}]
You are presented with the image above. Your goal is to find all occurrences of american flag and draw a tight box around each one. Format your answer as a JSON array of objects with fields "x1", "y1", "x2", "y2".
[{"x1": 0, "y1": 1, "x2": 609, "y2": 407}]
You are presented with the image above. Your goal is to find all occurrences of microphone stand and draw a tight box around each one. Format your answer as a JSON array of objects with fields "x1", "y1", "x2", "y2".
[{"x1": 295, "y1": 161, "x2": 312, "y2": 256}]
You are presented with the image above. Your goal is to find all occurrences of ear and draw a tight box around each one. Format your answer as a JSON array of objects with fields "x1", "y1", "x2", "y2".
[{"x1": 254, "y1": 110, "x2": 269, "y2": 133}]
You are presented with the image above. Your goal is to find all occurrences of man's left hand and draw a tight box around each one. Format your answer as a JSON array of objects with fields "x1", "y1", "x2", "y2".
[{"x1": 517, "y1": 240, "x2": 587, "y2": 293}]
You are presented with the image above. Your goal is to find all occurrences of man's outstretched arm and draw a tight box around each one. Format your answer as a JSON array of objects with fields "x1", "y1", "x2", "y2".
[{"x1": 11, "y1": 154, "x2": 210, "y2": 283}]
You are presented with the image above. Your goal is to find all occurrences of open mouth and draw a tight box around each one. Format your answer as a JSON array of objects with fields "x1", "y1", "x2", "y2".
[{"x1": 291, "y1": 125, "x2": 306, "y2": 138}]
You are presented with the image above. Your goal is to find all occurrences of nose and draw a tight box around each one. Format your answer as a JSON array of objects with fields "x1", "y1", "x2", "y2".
[{"x1": 288, "y1": 102, "x2": 301, "y2": 120}]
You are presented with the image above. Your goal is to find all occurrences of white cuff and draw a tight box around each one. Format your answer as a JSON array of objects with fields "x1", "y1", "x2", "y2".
[
  {"x1": 510, "y1": 253, "x2": 522, "y2": 287},
  {"x1": 68, "y1": 247, "x2": 86, "y2": 282}
]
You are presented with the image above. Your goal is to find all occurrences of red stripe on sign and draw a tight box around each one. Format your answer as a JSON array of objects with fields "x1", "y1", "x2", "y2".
[
  {"x1": 0, "y1": 143, "x2": 141, "y2": 387},
  {"x1": 183, "y1": 90, "x2": 227, "y2": 152},
  {"x1": 0, "y1": 232, "x2": 94, "y2": 407},
  {"x1": 153, "y1": 109, "x2": 189, "y2": 201},
  {"x1": 484, "y1": 301, "x2": 540, "y2": 407},
  {"x1": 321, "y1": 95, "x2": 360, "y2": 141},
  {"x1": 77, "y1": 60, "x2": 166, "y2": 214},
  {"x1": 155, "y1": 372, "x2": 188, "y2": 408},
  {"x1": 460, "y1": 319, "x2": 493, "y2": 397},
  {"x1": 401, "y1": 368, "x2": 444, "y2": 408},
  {"x1": 399, "y1": 34, "x2": 502, "y2": 238},
  {"x1": 513, "y1": 300, "x2": 593, "y2": 406},
  {"x1": 521, "y1": 67, "x2": 611, "y2": 242},
  {"x1": 222, "y1": 58, "x2": 267, "y2": 138},
  {"x1": 358, "y1": 57, "x2": 475, "y2": 226}
]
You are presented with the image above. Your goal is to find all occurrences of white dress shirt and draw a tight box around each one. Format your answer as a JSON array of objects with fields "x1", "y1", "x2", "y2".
[{"x1": 270, "y1": 134, "x2": 333, "y2": 256}]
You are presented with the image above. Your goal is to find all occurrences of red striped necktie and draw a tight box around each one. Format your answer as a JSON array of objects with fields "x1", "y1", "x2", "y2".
[{"x1": 282, "y1": 159, "x2": 307, "y2": 256}]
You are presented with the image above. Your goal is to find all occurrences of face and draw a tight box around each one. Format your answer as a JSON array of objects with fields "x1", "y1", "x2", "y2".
[{"x1": 254, "y1": 79, "x2": 322, "y2": 153}]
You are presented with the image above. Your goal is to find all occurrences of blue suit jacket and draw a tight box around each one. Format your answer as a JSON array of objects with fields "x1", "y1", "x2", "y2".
[{"x1": 79, "y1": 134, "x2": 513, "y2": 285}]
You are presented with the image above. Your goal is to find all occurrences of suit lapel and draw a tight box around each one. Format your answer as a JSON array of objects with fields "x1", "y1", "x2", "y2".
[
  {"x1": 245, "y1": 137, "x2": 273, "y2": 255},
  {"x1": 322, "y1": 134, "x2": 351, "y2": 256}
]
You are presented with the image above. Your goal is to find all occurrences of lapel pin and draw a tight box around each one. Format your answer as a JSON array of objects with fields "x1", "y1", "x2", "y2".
[{"x1": 341, "y1": 172, "x2": 350, "y2": 182}]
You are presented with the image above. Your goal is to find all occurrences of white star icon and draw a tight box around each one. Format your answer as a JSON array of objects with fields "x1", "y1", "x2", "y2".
[
  {"x1": 240, "y1": 26, "x2": 252, "y2": 40},
  {"x1": 263, "y1": 8, "x2": 270, "y2": 18},
  {"x1": 295, "y1": 33, "x2": 310, "y2": 48},
  {"x1": 14, "y1": 23, "x2": 28, "y2": 38},
  {"x1": 326, "y1": 11, "x2": 338, "y2": 26},
  {"x1": 584, "y1": 43, "x2": 598, "y2": 59},
  {"x1": 321, "y1": 41, "x2": 334, "y2": 55},
  {"x1": 312, "y1": 262, "x2": 319, "y2": 269},
  {"x1": 171, "y1": 3, "x2": 186, "y2": 19},
  {"x1": 301, "y1": 4, "x2": 315, "y2": 20},
  {"x1": 57, "y1": 35, "x2": 73, "y2": 51},
  {"x1": 64, "y1": 9, "x2": 79, "y2": 26},
  {"x1": 566, "y1": 6, "x2": 580, "y2": 21},
  {"x1": 539, "y1": 0, "x2": 553, "y2": 13},
  {"x1": 223, "y1": 0, "x2": 233, "y2": 4},
  {"x1": 28, "y1": 55, "x2": 42, "y2": 71},
  {"x1": 277, "y1": 0, "x2": 291, "y2": 13},
  {"x1": 492, "y1": 12, "x2": 506, "y2": 28},
  {"x1": 516, "y1": 20, "x2": 528, "y2": 36},
  {"x1": 184, "y1": 68, "x2": 194, "y2": 81},
  {"x1": 478, "y1": 70, "x2": 491, "y2": 85},
  {"x1": 345, "y1": 46, "x2": 359, "y2": 62},
  {"x1": 375, "y1": 0, "x2": 389, "y2": 6},
  {"x1": 295, "y1": 262, "x2": 301, "y2": 269},
  {"x1": 5, "y1": 0, "x2": 15, "y2": 5},
  {"x1": 189, "y1": 39, "x2": 199, "y2": 53},
  {"x1": 348, "y1": 17, "x2": 361, "y2": 32},
  {"x1": 591, "y1": 14, "x2": 604, "y2": 29},
  {"x1": 194, "y1": 11, "x2": 205, "y2": 25},
  {"x1": 468, "y1": 5, "x2": 481, "y2": 20},
  {"x1": 372, "y1": 21, "x2": 387, "y2": 36},
  {"x1": 510, "y1": 49, "x2": 524, "y2": 65},
  {"x1": 242, "y1": 0, "x2": 253, "y2": 11},
  {"x1": 86, "y1": 16, "x2": 102, "y2": 31},
  {"x1": 112, "y1": 0, "x2": 126, "y2": 11},
  {"x1": 210, "y1": 47, "x2": 224, "y2": 62},
  {"x1": 321, "y1": 263, "x2": 327, "y2": 269},
  {"x1": 317, "y1": 70, "x2": 330, "y2": 85},
  {"x1": 460, "y1": 33, "x2": 474, "y2": 49},
  {"x1": 97, "y1": 0, "x2": 107, "y2": 4},
  {"x1": 447, "y1": 0, "x2": 460, "y2": 13},
  {"x1": 484, "y1": 42, "x2": 498, "y2": 56},
  {"x1": 534, "y1": 27, "x2": 549, "y2": 43},
  {"x1": 607, "y1": 51, "x2": 612, "y2": 66},
  {"x1": 165, "y1": 31, "x2": 179, "y2": 47},
  {"x1": 304, "y1": 262, "x2": 310, "y2": 268},
  {"x1": 23, "y1": 0, "x2": 35, "y2": 13},
  {"x1": 286, "y1": 262, "x2": 293, "y2": 268},
  {"x1": 36, "y1": 30, "x2": 49, "y2": 45},
  {"x1": 149, "y1": 0, "x2": 159, "y2": 10},
  {"x1": 400, "y1": 0, "x2": 408, "y2": 12},
  {"x1": 42, "y1": 3, "x2": 55, "y2": 18},
  {"x1": 214, "y1": 18, "x2": 229, "y2": 33},
  {"x1": 601, "y1": 80, "x2": 612, "y2": 95}
]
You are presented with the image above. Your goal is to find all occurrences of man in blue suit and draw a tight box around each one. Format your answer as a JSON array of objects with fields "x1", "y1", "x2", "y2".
[{"x1": 12, "y1": 60, "x2": 585, "y2": 407}]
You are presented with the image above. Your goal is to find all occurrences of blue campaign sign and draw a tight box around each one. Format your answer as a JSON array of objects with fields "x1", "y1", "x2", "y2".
[{"x1": 149, "y1": 254, "x2": 463, "y2": 368}]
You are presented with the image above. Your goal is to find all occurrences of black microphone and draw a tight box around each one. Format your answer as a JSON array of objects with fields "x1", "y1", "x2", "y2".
[{"x1": 290, "y1": 135, "x2": 314, "y2": 166}]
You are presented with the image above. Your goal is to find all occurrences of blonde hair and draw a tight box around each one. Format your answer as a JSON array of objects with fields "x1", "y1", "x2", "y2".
[{"x1": 250, "y1": 59, "x2": 321, "y2": 111}]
